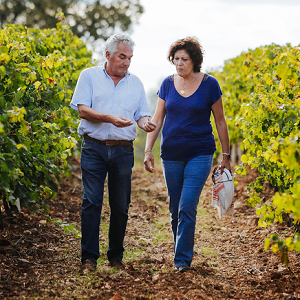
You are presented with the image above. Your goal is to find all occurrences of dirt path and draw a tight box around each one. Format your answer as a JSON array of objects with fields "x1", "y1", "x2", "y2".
[{"x1": 0, "y1": 160, "x2": 299, "y2": 299}]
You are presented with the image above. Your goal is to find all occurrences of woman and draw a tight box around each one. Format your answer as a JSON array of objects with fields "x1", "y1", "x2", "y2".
[{"x1": 144, "y1": 37, "x2": 231, "y2": 273}]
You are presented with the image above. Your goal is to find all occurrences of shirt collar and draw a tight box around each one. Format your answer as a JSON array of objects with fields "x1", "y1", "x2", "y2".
[{"x1": 102, "y1": 62, "x2": 131, "y2": 78}]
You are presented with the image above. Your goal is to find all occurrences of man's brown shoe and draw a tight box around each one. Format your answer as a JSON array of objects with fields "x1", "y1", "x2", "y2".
[
  {"x1": 81, "y1": 259, "x2": 96, "y2": 273},
  {"x1": 110, "y1": 259, "x2": 125, "y2": 270}
]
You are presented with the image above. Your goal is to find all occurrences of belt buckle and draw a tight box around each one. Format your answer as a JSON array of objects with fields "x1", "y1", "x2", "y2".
[{"x1": 106, "y1": 140, "x2": 116, "y2": 146}]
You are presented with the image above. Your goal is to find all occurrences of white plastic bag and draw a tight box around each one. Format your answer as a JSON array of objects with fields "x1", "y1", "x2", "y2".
[{"x1": 211, "y1": 166, "x2": 234, "y2": 218}]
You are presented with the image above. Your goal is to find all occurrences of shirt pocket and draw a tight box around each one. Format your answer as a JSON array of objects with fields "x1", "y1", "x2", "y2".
[{"x1": 122, "y1": 93, "x2": 139, "y2": 113}]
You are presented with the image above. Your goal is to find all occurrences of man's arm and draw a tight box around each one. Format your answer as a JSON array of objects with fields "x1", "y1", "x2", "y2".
[{"x1": 78, "y1": 104, "x2": 133, "y2": 128}]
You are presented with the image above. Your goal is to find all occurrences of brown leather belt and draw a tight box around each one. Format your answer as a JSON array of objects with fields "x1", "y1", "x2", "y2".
[{"x1": 84, "y1": 134, "x2": 133, "y2": 147}]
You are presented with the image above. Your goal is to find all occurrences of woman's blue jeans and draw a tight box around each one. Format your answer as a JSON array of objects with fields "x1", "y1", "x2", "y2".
[
  {"x1": 162, "y1": 154, "x2": 213, "y2": 268},
  {"x1": 80, "y1": 138, "x2": 134, "y2": 265}
]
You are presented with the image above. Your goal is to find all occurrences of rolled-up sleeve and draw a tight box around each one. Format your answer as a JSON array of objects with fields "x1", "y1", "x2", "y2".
[
  {"x1": 70, "y1": 70, "x2": 92, "y2": 110},
  {"x1": 134, "y1": 82, "x2": 151, "y2": 121}
]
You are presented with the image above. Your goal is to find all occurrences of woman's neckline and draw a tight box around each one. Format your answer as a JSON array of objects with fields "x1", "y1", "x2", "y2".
[{"x1": 172, "y1": 73, "x2": 208, "y2": 98}]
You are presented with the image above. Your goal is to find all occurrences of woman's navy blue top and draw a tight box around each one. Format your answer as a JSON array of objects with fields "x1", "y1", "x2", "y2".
[{"x1": 158, "y1": 73, "x2": 222, "y2": 161}]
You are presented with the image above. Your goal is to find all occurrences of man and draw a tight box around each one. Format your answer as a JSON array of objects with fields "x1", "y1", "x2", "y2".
[{"x1": 70, "y1": 33, "x2": 156, "y2": 272}]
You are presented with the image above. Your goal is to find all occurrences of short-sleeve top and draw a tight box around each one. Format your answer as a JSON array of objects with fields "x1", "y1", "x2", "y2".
[{"x1": 158, "y1": 73, "x2": 222, "y2": 161}]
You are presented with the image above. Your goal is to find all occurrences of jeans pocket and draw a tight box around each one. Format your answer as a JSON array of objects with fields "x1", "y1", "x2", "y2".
[
  {"x1": 121, "y1": 145, "x2": 134, "y2": 154},
  {"x1": 81, "y1": 139, "x2": 96, "y2": 150}
]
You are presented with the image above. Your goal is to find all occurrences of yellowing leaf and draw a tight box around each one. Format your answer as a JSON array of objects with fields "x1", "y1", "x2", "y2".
[
  {"x1": 264, "y1": 238, "x2": 270, "y2": 251},
  {"x1": 57, "y1": 92, "x2": 64, "y2": 101},
  {"x1": 277, "y1": 62, "x2": 291, "y2": 81},
  {"x1": 34, "y1": 81, "x2": 41, "y2": 89},
  {"x1": 263, "y1": 151, "x2": 271, "y2": 161},
  {"x1": 17, "y1": 143, "x2": 28, "y2": 150},
  {"x1": 241, "y1": 154, "x2": 248, "y2": 163},
  {"x1": 0, "y1": 65, "x2": 6, "y2": 77},
  {"x1": 0, "y1": 53, "x2": 10, "y2": 63},
  {"x1": 18, "y1": 124, "x2": 29, "y2": 136},
  {"x1": 270, "y1": 154, "x2": 279, "y2": 163}
]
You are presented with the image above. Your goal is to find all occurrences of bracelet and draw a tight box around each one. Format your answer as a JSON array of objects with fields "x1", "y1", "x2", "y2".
[
  {"x1": 145, "y1": 149, "x2": 152, "y2": 153},
  {"x1": 222, "y1": 153, "x2": 231, "y2": 159}
]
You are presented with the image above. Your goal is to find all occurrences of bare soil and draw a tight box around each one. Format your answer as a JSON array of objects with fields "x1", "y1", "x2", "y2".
[{"x1": 1, "y1": 159, "x2": 299, "y2": 299}]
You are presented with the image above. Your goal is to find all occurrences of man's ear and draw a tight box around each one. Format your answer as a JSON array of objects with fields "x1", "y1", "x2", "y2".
[{"x1": 105, "y1": 51, "x2": 111, "y2": 60}]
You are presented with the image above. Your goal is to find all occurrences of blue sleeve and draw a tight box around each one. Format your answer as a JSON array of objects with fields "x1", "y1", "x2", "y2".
[
  {"x1": 70, "y1": 69, "x2": 92, "y2": 110},
  {"x1": 157, "y1": 76, "x2": 170, "y2": 101},
  {"x1": 210, "y1": 76, "x2": 223, "y2": 105}
]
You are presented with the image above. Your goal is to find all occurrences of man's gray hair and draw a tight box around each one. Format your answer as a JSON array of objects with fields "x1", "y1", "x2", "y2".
[{"x1": 103, "y1": 33, "x2": 135, "y2": 58}]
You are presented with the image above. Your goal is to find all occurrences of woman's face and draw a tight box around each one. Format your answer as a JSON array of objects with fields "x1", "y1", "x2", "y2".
[{"x1": 173, "y1": 49, "x2": 194, "y2": 77}]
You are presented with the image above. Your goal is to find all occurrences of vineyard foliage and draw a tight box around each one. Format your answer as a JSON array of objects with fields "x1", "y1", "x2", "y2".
[
  {"x1": 1, "y1": 12, "x2": 299, "y2": 265},
  {"x1": 0, "y1": 15, "x2": 94, "y2": 210},
  {"x1": 212, "y1": 43, "x2": 300, "y2": 263}
]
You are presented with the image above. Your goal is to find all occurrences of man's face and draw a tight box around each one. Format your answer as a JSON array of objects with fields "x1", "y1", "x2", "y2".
[{"x1": 106, "y1": 42, "x2": 133, "y2": 78}]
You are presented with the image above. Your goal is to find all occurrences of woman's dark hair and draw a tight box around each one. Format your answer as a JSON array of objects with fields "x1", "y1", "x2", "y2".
[{"x1": 168, "y1": 37, "x2": 204, "y2": 73}]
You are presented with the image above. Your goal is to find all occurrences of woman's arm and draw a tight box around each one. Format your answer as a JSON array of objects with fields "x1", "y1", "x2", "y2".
[
  {"x1": 212, "y1": 97, "x2": 232, "y2": 173},
  {"x1": 144, "y1": 97, "x2": 166, "y2": 173}
]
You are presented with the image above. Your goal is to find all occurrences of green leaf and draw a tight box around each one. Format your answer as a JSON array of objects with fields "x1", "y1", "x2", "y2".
[
  {"x1": 0, "y1": 65, "x2": 6, "y2": 78},
  {"x1": 264, "y1": 238, "x2": 270, "y2": 251},
  {"x1": 5, "y1": 159, "x2": 15, "y2": 171},
  {"x1": 57, "y1": 91, "x2": 64, "y2": 101}
]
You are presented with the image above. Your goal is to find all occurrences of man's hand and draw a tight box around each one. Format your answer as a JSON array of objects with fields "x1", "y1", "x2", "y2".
[
  {"x1": 110, "y1": 115, "x2": 133, "y2": 127},
  {"x1": 137, "y1": 117, "x2": 156, "y2": 132},
  {"x1": 143, "y1": 119, "x2": 157, "y2": 132},
  {"x1": 78, "y1": 105, "x2": 133, "y2": 127}
]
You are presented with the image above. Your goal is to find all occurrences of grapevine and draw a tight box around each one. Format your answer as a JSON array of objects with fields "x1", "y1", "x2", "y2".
[
  {"x1": 0, "y1": 13, "x2": 94, "y2": 211},
  {"x1": 212, "y1": 43, "x2": 300, "y2": 264}
]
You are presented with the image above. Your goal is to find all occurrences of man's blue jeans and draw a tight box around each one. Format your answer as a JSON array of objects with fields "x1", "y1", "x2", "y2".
[
  {"x1": 162, "y1": 154, "x2": 213, "y2": 268},
  {"x1": 80, "y1": 138, "x2": 134, "y2": 265}
]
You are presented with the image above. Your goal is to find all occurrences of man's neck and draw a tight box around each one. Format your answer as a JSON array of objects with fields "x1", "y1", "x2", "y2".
[{"x1": 105, "y1": 63, "x2": 126, "y2": 86}]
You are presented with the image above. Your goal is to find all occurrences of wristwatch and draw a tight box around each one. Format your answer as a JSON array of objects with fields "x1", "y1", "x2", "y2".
[{"x1": 223, "y1": 153, "x2": 231, "y2": 159}]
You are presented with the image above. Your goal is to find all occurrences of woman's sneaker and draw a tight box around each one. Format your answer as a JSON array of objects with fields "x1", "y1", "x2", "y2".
[{"x1": 178, "y1": 265, "x2": 190, "y2": 273}]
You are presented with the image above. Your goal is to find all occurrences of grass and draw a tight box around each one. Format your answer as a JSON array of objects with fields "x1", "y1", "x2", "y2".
[
  {"x1": 153, "y1": 230, "x2": 169, "y2": 242},
  {"x1": 199, "y1": 246, "x2": 217, "y2": 257},
  {"x1": 197, "y1": 205, "x2": 213, "y2": 231},
  {"x1": 153, "y1": 215, "x2": 170, "y2": 228},
  {"x1": 124, "y1": 248, "x2": 144, "y2": 261},
  {"x1": 158, "y1": 208, "x2": 170, "y2": 215}
]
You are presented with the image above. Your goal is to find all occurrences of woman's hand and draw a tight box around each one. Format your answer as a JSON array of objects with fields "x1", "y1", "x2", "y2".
[
  {"x1": 143, "y1": 97, "x2": 166, "y2": 173},
  {"x1": 144, "y1": 151, "x2": 155, "y2": 173},
  {"x1": 220, "y1": 155, "x2": 232, "y2": 174}
]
